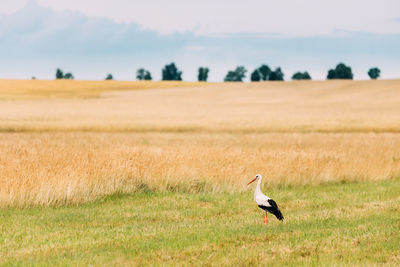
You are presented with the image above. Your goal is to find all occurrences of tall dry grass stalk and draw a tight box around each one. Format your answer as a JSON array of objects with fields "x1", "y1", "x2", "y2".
[
  {"x1": 0, "y1": 79, "x2": 399, "y2": 206},
  {"x1": 1, "y1": 133, "x2": 399, "y2": 207}
]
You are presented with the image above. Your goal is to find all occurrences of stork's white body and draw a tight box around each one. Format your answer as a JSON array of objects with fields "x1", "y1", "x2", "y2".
[{"x1": 254, "y1": 178, "x2": 271, "y2": 207}]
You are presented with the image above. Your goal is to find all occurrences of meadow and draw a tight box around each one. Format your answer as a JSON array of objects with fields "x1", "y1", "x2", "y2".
[
  {"x1": 0, "y1": 79, "x2": 399, "y2": 265},
  {"x1": 1, "y1": 180, "x2": 399, "y2": 265}
]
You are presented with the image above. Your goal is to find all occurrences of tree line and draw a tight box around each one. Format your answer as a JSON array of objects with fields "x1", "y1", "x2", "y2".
[{"x1": 54, "y1": 63, "x2": 381, "y2": 82}]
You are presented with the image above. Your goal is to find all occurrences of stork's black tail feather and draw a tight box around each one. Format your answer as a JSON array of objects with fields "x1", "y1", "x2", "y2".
[
  {"x1": 267, "y1": 199, "x2": 284, "y2": 221},
  {"x1": 257, "y1": 199, "x2": 284, "y2": 221},
  {"x1": 274, "y1": 208, "x2": 284, "y2": 221}
]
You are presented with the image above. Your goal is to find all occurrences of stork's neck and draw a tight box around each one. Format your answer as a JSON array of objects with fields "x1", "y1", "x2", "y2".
[{"x1": 254, "y1": 178, "x2": 262, "y2": 196}]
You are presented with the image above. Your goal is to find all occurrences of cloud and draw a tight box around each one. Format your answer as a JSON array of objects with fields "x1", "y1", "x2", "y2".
[
  {"x1": 0, "y1": 0, "x2": 26, "y2": 15},
  {"x1": 2, "y1": 0, "x2": 400, "y2": 36},
  {"x1": 184, "y1": 45, "x2": 206, "y2": 52},
  {"x1": 0, "y1": 1, "x2": 196, "y2": 80},
  {"x1": 29, "y1": 0, "x2": 400, "y2": 37},
  {"x1": 0, "y1": 1, "x2": 191, "y2": 57},
  {"x1": 0, "y1": 1, "x2": 399, "y2": 81}
]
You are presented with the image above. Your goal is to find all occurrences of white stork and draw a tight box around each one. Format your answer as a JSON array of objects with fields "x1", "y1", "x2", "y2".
[{"x1": 248, "y1": 174, "x2": 284, "y2": 224}]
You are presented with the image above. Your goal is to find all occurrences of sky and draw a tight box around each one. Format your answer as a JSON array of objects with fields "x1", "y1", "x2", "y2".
[{"x1": 0, "y1": 0, "x2": 399, "y2": 81}]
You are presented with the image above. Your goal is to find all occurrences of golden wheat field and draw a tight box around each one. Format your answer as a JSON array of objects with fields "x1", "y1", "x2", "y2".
[{"x1": 1, "y1": 79, "x2": 400, "y2": 207}]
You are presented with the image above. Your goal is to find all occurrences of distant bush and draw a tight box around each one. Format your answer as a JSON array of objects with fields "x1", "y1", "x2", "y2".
[
  {"x1": 162, "y1": 63, "x2": 182, "y2": 81},
  {"x1": 250, "y1": 69, "x2": 261, "y2": 82},
  {"x1": 136, "y1": 69, "x2": 152, "y2": 81},
  {"x1": 64, "y1": 73, "x2": 74, "y2": 80},
  {"x1": 55, "y1": 68, "x2": 74, "y2": 80},
  {"x1": 368, "y1": 67, "x2": 381, "y2": 80},
  {"x1": 327, "y1": 63, "x2": 353, "y2": 80},
  {"x1": 224, "y1": 66, "x2": 247, "y2": 82},
  {"x1": 251, "y1": 65, "x2": 284, "y2": 81},
  {"x1": 258, "y1": 65, "x2": 271, "y2": 81},
  {"x1": 269, "y1": 67, "x2": 284, "y2": 81},
  {"x1": 144, "y1": 72, "x2": 152, "y2": 80},
  {"x1": 292, "y1": 71, "x2": 311, "y2": 80},
  {"x1": 198, "y1": 67, "x2": 209, "y2": 82},
  {"x1": 56, "y1": 68, "x2": 64, "y2": 79},
  {"x1": 251, "y1": 65, "x2": 270, "y2": 82},
  {"x1": 105, "y1": 74, "x2": 113, "y2": 80}
]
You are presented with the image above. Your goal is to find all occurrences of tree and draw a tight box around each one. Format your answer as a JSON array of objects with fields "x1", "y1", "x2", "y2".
[
  {"x1": 55, "y1": 68, "x2": 74, "y2": 80},
  {"x1": 326, "y1": 63, "x2": 353, "y2": 79},
  {"x1": 250, "y1": 69, "x2": 261, "y2": 82},
  {"x1": 144, "y1": 71, "x2": 152, "y2": 81},
  {"x1": 162, "y1": 63, "x2": 182, "y2": 81},
  {"x1": 258, "y1": 65, "x2": 271, "y2": 81},
  {"x1": 250, "y1": 64, "x2": 271, "y2": 81},
  {"x1": 292, "y1": 71, "x2": 311, "y2": 80},
  {"x1": 136, "y1": 68, "x2": 146, "y2": 80},
  {"x1": 198, "y1": 67, "x2": 209, "y2": 82},
  {"x1": 224, "y1": 66, "x2": 247, "y2": 82},
  {"x1": 137, "y1": 68, "x2": 152, "y2": 81},
  {"x1": 368, "y1": 67, "x2": 381, "y2": 79},
  {"x1": 64, "y1": 73, "x2": 74, "y2": 80},
  {"x1": 105, "y1": 74, "x2": 113, "y2": 80},
  {"x1": 55, "y1": 68, "x2": 64, "y2": 79},
  {"x1": 327, "y1": 69, "x2": 336, "y2": 79},
  {"x1": 268, "y1": 67, "x2": 284, "y2": 81}
]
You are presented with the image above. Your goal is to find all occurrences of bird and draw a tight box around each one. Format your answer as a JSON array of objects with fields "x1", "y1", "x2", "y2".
[{"x1": 248, "y1": 174, "x2": 284, "y2": 224}]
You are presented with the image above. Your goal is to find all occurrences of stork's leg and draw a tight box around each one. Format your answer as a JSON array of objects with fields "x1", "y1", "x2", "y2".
[
  {"x1": 262, "y1": 212, "x2": 266, "y2": 224},
  {"x1": 265, "y1": 212, "x2": 268, "y2": 224}
]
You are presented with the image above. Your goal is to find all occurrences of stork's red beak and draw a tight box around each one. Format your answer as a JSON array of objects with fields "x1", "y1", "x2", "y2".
[{"x1": 247, "y1": 177, "x2": 257, "y2": 185}]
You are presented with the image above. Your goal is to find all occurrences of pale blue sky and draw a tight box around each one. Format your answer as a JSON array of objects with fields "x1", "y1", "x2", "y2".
[{"x1": 0, "y1": 0, "x2": 399, "y2": 81}]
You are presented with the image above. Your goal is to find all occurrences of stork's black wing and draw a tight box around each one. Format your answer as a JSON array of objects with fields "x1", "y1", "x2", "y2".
[
  {"x1": 258, "y1": 199, "x2": 284, "y2": 221},
  {"x1": 267, "y1": 199, "x2": 284, "y2": 220}
]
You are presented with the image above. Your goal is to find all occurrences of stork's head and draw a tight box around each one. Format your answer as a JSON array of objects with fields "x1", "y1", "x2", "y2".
[{"x1": 247, "y1": 174, "x2": 262, "y2": 185}]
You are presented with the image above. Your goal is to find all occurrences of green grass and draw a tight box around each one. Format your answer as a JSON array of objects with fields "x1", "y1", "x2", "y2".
[{"x1": 1, "y1": 179, "x2": 399, "y2": 266}]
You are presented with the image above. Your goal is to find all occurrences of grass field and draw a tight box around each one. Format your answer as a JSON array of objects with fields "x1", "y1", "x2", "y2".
[
  {"x1": 1, "y1": 180, "x2": 399, "y2": 265},
  {"x1": 0, "y1": 79, "x2": 399, "y2": 265}
]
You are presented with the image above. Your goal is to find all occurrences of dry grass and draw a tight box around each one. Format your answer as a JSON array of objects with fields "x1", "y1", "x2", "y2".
[
  {"x1": 0, "y1": 79, "x2": 209, "y2": 100},
  {"x1": 1, "y1": 132, "x2": 399, "y2": 207},
  {"x1": 0, "y1": 79, "x2": 400, "y2": 206},
  {"x1": 1, "y1": 79, "x2": 399, "y2": 133}
]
